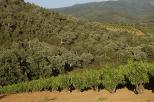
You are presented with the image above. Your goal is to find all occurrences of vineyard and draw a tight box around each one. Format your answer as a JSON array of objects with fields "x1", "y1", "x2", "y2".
[
  {"x1": 0, "y1": 61, "x2": 154, "y2": 94},
  {"x1": 101, "y1": 24, "x2": 144, "y2": 36}
]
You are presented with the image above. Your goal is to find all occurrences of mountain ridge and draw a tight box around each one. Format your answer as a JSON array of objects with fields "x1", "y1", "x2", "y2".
[{"x1": 55, "y1": 0, "x2": 154, "y2": 24}]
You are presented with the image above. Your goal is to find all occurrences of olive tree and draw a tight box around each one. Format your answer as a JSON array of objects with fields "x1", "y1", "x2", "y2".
[
  {"x1": 0, "y1": 49, "x2": 24, "y2": 86},
  {"x1": 80, "y1": 53, "x2": 94, "y2": 67}
]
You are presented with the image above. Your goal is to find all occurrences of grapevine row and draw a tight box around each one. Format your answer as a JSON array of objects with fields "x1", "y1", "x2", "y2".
[{"x1": 0, "y1": 61, "x2": 153, "y2": 94}]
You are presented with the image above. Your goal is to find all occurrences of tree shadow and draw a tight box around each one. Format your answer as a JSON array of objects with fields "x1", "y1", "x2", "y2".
[
  {"x1": 144, "y1": 77, "x2": 154, "y2": 93},
  {"x1": 0, "y1": 94, "x2": 7, "y2": 100}
]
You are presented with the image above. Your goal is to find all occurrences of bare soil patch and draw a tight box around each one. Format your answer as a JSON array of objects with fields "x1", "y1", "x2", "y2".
[{"x1": 0, "y1": 88, "x2": 154, "y2": 102}]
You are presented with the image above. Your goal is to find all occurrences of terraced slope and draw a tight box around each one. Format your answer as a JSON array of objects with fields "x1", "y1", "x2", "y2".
[{"x1": 100, "y1": 24, "x2": 144, "y2": 36}]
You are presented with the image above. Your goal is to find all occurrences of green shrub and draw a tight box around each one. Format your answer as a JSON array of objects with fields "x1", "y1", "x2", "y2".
[
  {"x1": 124, "y1": 60, "x2": 149, "y2": 94},
  {"x1": 69, "y1": 69, "x2": 102, "y2": 91},
  {"x1": 51, "y1": 75, "x2": 70, "y2": 91},
  {"x1": 70, "y1": 73, "x2": 87, "y2": 90},
  {"x1": 101, "y1": 67, "x2": 125, "y2": 93},
  {"x1": 83, "y1": 70, "x2": 102, "y2": 89}
]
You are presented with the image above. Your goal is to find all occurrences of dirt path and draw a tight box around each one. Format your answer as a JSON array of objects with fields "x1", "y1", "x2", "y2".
[{"x1": 0, "y1": 88, "x2": 154, "y2": 102}]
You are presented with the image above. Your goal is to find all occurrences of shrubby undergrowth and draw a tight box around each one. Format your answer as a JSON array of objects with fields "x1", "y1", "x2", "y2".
[
  {"x1": 1, "y1": 0, "x2": 154, "y2": 87},
  {"x1": 0, "y1": 61, "x2": 153, "y2": 94}
]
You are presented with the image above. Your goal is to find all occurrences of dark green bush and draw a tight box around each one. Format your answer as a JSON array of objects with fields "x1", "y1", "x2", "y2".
[{"x1": 0, "y1": 49, "x2": 26, "y2": 86}]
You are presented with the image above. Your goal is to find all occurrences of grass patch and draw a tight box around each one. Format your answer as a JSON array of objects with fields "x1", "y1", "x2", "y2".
[{"x1": 98, "y1": 97, "x2": 108, "y2": 102}]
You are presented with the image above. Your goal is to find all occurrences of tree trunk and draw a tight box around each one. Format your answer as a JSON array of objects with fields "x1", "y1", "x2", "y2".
[
  {"x1": 111, "y1": 88, "x2": 116, "y2": 93},
  {"x1": 135, "y1": 83, "x2": 144, "y2": 94},
  {"x1": 28, "y1": 40, "x2": 31, "y2": 49}
]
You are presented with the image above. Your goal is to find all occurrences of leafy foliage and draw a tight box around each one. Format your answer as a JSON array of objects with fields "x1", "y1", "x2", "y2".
[
  {"x1": 0, "y1": 61, "x2": 153, "y2": 94},
  {"x1": 101, "y1": 67, "x2": 125, "y2": 93},
  {"x1": 125, "y1": 61, "x2": 149, "y2": 85},
  {"x1": 124, "y1": 61, "x2": 149, "y2": 93}
]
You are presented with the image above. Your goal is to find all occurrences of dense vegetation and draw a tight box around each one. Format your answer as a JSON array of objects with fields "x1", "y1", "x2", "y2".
[
  {"x1": 0, "y1": 0, "x2": 154, "y2": 87},
  {"x1": 0, "y1": 61, "x2": 154, "y2": 94}
]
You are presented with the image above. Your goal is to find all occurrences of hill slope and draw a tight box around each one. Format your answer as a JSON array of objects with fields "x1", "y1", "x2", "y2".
[
  {"x1": 56, "y1": 0, "x2": 154, "y2": 24},
  {"x1": 0, "y1": 0, "x2": 154, "y2": 86}
]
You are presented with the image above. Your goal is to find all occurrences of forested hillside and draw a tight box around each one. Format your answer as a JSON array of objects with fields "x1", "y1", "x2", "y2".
[
  {"x1": 0, "y1": 0, "x2": 154, "y2": 87},
  {"x1": 56, "y1": 0, "x2": 154, "y2": 24}
]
